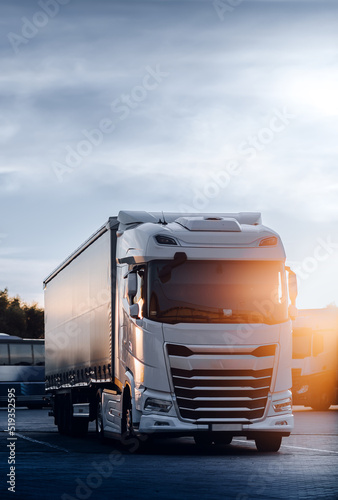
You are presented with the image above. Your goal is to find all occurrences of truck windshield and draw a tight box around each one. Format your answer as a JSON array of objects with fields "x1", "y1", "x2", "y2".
[{"x1": 147, "y1": 260, "x2": 288, "y2": 325}]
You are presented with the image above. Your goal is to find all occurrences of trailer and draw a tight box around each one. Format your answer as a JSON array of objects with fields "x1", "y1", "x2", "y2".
[{"x1": 44, "y1": 211, "x2": 297, "y2": 451}]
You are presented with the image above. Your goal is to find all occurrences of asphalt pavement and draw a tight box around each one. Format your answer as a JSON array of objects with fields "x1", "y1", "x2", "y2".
[{"x1": 0, "y1": 406, "x2": 337, "y2": 500}]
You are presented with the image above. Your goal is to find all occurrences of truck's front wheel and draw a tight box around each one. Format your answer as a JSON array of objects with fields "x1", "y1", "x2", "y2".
[
  {"x1": 121, "y1": 391, "x2": 133, "y2": 440},
  {"x1": 255, "y1": 434, "x2": 282, "y2": 452},
  {"x1": 96, "y1": 397, "x2": 106, "y2": 443},
  {"x1": 194, "y1": 433, "x2": 213, "y2": 447},
  {"x1": 213, "y1": 433, "x2": 232, "y2": 446}
]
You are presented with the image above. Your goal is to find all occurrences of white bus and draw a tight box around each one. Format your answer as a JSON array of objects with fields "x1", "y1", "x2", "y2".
[{"x1": 0, "y1": 334, "x2": 45, "y2": 408}]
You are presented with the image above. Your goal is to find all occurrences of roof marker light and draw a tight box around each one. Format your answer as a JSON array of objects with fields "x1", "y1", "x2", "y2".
[{"x1": 259, "y1": 236, "x2": 278, "y2": 247}]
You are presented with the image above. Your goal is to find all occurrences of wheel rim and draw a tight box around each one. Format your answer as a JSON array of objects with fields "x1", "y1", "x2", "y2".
[
  {"x1": 126, "y1": 406, "x2": 133, "y2": 435},
  {"x1": 97, "y1": 401, "x2": 103, "y2": 435}
]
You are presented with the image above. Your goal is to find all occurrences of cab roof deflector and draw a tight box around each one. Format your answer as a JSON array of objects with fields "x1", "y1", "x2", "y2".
[{"x1": 118, "y1": 211, "x2": 262, "y2": 230}]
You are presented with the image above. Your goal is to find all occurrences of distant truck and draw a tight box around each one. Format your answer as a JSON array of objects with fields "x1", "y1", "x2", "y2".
[
  {"x1": 292, "y1": 308, "x2": 338, "y2": 410},
  {"x1": 44, "y1": 211, "x2": 298, "y2": 452}
]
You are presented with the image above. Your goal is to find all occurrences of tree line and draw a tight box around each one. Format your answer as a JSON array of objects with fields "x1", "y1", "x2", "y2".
[{"x1": 0, "y1": 288, "x2": 44, "y2": 339}]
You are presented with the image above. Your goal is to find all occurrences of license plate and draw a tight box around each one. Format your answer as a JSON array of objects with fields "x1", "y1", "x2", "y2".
[{"x1": 212, "y1": 424, "x2": 243, "y2": 431}]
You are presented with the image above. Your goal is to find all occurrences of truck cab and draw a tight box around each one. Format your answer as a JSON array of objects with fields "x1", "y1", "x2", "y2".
[{"x1": 111, "y1": 211, "x2": 296, "y2": 451}]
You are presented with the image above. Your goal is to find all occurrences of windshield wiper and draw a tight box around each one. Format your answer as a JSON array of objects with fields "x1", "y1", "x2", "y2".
[
  {"x1": 155, "y1": 306, "x2": 211, "y2": 323},
  {"x1": 155, "y1": 306, "x2": 276, "y2": 324},
  {"x1": 156, "y1": 314, "x2": 211, "y2": 324}
]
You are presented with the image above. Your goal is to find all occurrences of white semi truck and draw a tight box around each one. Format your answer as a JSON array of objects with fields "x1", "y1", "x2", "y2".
[{"x1": 44, "y1": 211, "x2": 297, "y2": 452}]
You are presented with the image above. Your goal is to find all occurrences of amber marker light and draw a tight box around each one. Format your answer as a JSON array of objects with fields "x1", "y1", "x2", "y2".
[{"x1": 259, "y1": 236, "x2": 278, "y2": 246}]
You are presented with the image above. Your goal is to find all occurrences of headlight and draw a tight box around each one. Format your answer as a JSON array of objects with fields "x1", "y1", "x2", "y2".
[
  {"x1": 273, "y1": 397, "x2": 292, "y2": 413},
  {"x1": 144, "y1": 398, "x2": 172, "y2": 413}
]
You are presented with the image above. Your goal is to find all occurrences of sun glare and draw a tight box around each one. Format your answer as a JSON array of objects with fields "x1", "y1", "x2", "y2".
[{"x1": 285, "y1": 72, "x2": 338, "y2": 116}]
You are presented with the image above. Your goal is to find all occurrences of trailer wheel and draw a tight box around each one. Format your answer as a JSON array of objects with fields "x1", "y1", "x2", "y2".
[
  {"x1": 255, "y1": 434, "x2": 282, "y2": 452},
  {"x1": 66, "y1": 394, "x2": 88, "y2": 437},
  {"x1": 57, "y1": 394, "x2": 88, "y2": 437},
  {"x1": 57, "y1": 397, "x2": 67, "y2": 435},
  {"x1": 57, "y1": 407, "x2": 65, "y2": 434}
]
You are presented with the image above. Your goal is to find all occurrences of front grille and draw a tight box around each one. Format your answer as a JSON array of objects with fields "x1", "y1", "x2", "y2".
[{"x1": 166, "y1": 343, "x2": 276, "y2": 423}]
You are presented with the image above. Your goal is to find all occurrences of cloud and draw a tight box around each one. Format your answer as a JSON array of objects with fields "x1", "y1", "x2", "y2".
[
  {"x1": 0, "y1": 0, "x2": 337, "y2": 307},
  {"x1": 0, "y1": 256, "x2": 55, "y2": 307}
]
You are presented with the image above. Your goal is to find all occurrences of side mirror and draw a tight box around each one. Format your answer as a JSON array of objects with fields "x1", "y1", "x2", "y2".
[
  {"x1": 127, "y1": 273, "x2": 137, "y2": 303},
  {"x1": 129, "y1": 303, "x2": 140, "y2": 319},
  {"x1": 288, "y1": 304, "x2": 298, "y2": 321},
  {"x1": 287, "y1": 268, "x2": 298, "y2": 306}
]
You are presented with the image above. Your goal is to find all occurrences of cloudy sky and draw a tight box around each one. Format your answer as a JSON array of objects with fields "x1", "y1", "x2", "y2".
[{"x1": 1, "y1": 0, "x2": 337, "y2": 310}]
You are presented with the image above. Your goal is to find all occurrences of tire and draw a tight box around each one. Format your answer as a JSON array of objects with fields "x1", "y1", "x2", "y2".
[
  {"x1": 70, "y1": 417, "x2": 88, "y2": 437},
  {"x1": 255, "y1": 434, "x2": 282, "y2": 452},
  {"x1": 57, "y1": 398, "x2": 67, "y2": 435},
  {"x1": 213, "y1": 433, "x2": 232, "y2": 446},
  {"x1": 57, "y1": 395, "x2": 88, "y2": 437},
  {"x1": 96, "y1": 398, "x2": 106, "y2": 443},
  {"x1": 194, "y1": 433, "x2": 213, "y2": 447},
  {"x1": 121, "y1": 391, "x2": 134, "y2": 440},
  {"x1": 68, "y1": 394, "x2": 89, "y2": 437},
  {"x1": 121, "y1": 389, "x2": 145, "y2": 453},
  {"x1": 310, "y1": 391, "x2": 333, "y2": 411}
]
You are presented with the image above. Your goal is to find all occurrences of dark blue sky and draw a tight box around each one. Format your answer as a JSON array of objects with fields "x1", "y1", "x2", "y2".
[{"x1": 0, "y1": 0, "x2": 337, "y2": 308}]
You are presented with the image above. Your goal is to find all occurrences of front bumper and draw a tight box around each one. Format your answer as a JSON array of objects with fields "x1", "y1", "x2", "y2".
[
  {"x1": 138, "y1": 412, "x2": 293, "y2": 436},
  {"x1": 136, "y1": 386, "x2": 294, "y2": 436}
]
